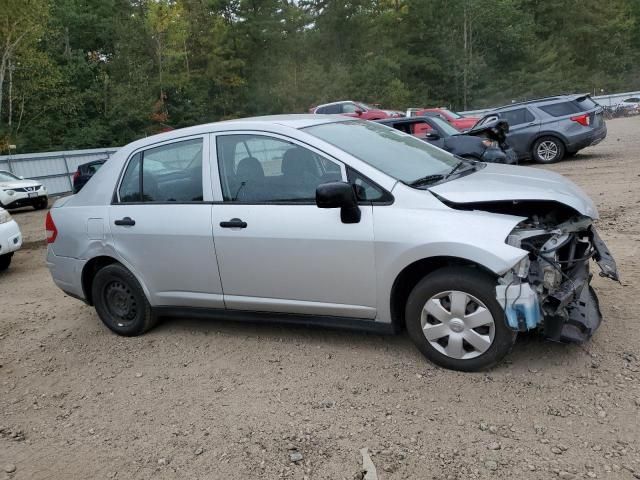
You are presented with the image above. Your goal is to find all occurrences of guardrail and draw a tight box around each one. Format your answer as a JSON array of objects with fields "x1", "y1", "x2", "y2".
[{"x1": 0, "y1": 148, "x2": 119, "y2": 195}]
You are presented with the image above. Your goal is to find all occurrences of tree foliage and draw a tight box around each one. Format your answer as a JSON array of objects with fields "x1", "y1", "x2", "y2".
[{"x1": 0, "y1": 0, "x2": 638, "y2": 152}]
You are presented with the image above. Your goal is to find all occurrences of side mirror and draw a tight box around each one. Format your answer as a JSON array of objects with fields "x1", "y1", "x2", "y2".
[
  {"x1": 425, "y1": 132, "x2": 441, "y2": 141},
  {"x1": 316, "y1": 181, "x2": 361, "y2": 224},
  {"x1": 354, "y1": 108, "x2": 363, "y2": 116}
]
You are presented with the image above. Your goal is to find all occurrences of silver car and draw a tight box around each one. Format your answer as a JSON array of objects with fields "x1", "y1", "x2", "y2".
[{"x1": 46, "y1": 115, "x2": 618, "y2": 371}]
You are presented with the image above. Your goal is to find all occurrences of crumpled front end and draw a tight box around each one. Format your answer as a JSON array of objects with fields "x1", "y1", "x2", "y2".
[{"x1": 498, "y1": 215, "x2": 618, "y2": 343}]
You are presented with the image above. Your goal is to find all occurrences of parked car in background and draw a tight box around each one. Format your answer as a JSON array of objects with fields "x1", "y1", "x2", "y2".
[
  {"x1": 616, "y1": 97, "x2": 640, "y2": 114},
  {"x1": 376, "y1": 115, "x2": 517, "y2": 164},
  {"x1": 474, "y1": 94, "x2": 607, "y2": 163},
  {"x1": 0, "y1": 207, "x2": 22, "y2": 271},
  {"x1": 0, "y1": 170, "x2": 48, "y2": 210},
  {"x1": 416, "y1": 108, "x2": 479, "y2": 131},
  {"x1": 310, "y1": 101, "x2": 404, "y2": 119},
  {"x1": 46, "y1": 115, "x2": 618, "y2": 371},
  {"x1": 73, "y1": 159, "x2": 106, "y2": 193}
]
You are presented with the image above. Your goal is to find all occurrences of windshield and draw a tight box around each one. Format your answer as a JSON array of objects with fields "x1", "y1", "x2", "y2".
[
  {"x1": 357, "y1": 102, "x2": 375, "y2": 111},
  {"x1": 441, "y1": 109, "x2": 463, "y2": 119},
  {"x1": 429, "y1": 117, "x2": 461, "y2": 136},
  {"x1": 0, "y1": 171, "x2": 19, "y2": 182},
  {"x1": 304, "y1": 120, "x2": 460, "y2": 183}
]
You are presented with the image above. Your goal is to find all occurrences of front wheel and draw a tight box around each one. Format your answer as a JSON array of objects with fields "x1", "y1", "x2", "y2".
[
  {"x1": 92, "y1": 263, "x2": 157, "y2": 336},
  {"x1": 532, "y1": 136, "x2": 565, "y2": 163},
  {"x1": 0, "y1": 253, "x2": 12, "y2": 271},
  {"x1": 405, "y1": 267, "x2": 516, "y2": 371}
]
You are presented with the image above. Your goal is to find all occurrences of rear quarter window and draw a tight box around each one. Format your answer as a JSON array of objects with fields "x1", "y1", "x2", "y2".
[
  {"x1": 540, "y1": 98, "x2": 597, "y2": 117},
  {"x1": 539, "y1": 102, "x2": 581, "y2": 117}
]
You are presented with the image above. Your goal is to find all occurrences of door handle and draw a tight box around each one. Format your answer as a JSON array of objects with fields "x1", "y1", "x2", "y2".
[
  {"x1": 114, "y1": 217, "x2": 136, "y2": 226},
  {"x1": 220, "y1": 218, "x2": 247, "y2": 229}
]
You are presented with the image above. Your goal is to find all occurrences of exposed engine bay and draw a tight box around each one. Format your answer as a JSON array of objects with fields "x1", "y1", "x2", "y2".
[
  {"x1": 500, "y1": 209, "x2": 618, "y2": 343},
  {"x1": 440, "y1": 197, "x2": 619, "y2": 343}
]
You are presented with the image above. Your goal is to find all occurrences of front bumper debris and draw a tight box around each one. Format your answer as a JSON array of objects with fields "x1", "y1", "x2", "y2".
[{"x1": 500, "y1": 220, "x2": 618, "y2": 344}]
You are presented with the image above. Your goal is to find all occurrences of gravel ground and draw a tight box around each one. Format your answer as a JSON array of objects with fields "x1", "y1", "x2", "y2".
[{"x1": 1, "y1": 116, "x2": 639, "y2": 480}]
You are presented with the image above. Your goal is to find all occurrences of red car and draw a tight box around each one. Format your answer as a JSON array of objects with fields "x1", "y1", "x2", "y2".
[
  {"x1": 311, "y1": 101, "x2": 404, "y2": 120},
  {"x1": 416, "y1": 108, "x2": 479, "y2": 131}
]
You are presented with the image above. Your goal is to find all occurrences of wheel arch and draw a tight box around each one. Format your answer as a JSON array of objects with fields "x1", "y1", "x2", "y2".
[
  {"x1": 389, "y1": 256, "x2": 498, "y2": 332},
  {"x1": 81, "y1": 256, "x2": 120, "y2": 306},
  {"x1": 527, "y1": 131, "x2": 568, "y2": 153}
]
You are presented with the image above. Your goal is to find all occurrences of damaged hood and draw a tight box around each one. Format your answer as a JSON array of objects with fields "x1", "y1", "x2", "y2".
[{"x1": 429, "y1": 163, "x2": 599, "y2": 218}]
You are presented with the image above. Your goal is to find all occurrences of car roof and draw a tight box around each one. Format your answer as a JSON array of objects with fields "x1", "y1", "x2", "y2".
[
  {"x1": 494, "y1": 93, "x2": 591, "y2": 110},
  {"x1": 115, "y1": 115, "x2": 353, "y2": 153},
  {"x1": 314, "y1": 100, "x2": 354, "y2": 108}
]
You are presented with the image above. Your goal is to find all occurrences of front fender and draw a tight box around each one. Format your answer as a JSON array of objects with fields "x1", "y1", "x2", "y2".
[{"x1": 373, "y1": 203, "x2": 528, "y2": 324}]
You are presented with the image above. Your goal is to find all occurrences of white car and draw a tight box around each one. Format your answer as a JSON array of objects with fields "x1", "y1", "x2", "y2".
[
  {"x1": 0, "y1": 207, "x2": 22, "y2": 271},
  {"x1": 0, "y1": 170, "x2": 48, "y2": 210},
  {"x1": 617, "y1": 97, "x2": 640, "y2": 113}
]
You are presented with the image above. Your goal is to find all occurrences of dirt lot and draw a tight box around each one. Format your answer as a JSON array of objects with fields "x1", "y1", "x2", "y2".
[{"x1": 1, "y1": 117, "x2": 639, "y2": 480}]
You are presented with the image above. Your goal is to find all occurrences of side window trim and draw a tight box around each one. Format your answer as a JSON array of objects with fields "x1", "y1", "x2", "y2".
[
  {"x1": 347, "y1": 167, "x2": 394, "y2": 205},
  {"x1": 211, "y1": 130, "x2": 347, "y2": 204},
  {"x1": 113, "y1": 134, "x2": 210, "y2": 205}
]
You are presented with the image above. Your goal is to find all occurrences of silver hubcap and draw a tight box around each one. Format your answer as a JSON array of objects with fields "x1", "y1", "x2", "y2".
[
  {"x1": 421, "y1": 290, "x2": 495, "y2": 360},
  {"x1": 537, "y1": 140, "x2": 558, "y2": 161}
]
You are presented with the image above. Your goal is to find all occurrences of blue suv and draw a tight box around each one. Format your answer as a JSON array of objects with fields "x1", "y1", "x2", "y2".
[{"x1": 475, "y1": 94, "x2": 607, "y2": 163}]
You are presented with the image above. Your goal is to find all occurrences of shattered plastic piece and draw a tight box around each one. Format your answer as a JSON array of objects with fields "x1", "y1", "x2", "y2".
[{"x1": 360, "y1": 448, "x2": 378, "y2": 480}]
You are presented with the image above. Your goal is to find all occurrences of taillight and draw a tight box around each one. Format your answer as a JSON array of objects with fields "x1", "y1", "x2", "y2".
[
  {"x1": 570, "y1": 113, "x2": 590, "y2": 127},
  {"x1": 45, "y1": 211, "x2": 58, "y2": 244},
  {"x1": 73, "y1": 170, "x2": 80, "y2": 181}
]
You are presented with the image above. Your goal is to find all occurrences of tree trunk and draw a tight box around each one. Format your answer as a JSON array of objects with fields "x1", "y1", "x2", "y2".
[
  {"x1": 0, "y1": 49, "x2": 9, "y2": 124},
  {"x1": 8, "y1": 59, "x2": 12, "y2": 128},
  {"x1": 463, "y1": 3, "x2": 468, "y2": 110}
]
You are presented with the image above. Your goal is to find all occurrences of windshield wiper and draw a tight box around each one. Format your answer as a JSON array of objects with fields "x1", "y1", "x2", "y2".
[
  {"x1": 408, "y1": 174, "x2": 445, "y2": 187},
  {"x1": 446, "y1": 159, "x2": 477, "y2": 179}
]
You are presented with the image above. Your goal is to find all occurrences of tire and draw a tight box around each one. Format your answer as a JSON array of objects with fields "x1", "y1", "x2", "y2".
[
  {"x1": 0, "y1": 253, "x2": 12, "y2": 272},
  {"x1": 405, "y1": 266, "x2": 516, "y2": 371},
  {"x1": 92, "y1": 263, "x2": 157, "y2": 336},
  {"x1": 34, "y1": 197, "x2": 48, "y2": 210},
  {"x1": 532, "y1": 136, "x2": 565, "y2": 163}
]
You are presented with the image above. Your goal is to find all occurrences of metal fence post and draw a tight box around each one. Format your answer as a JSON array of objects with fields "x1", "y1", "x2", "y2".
[{"x1": 62, "y1": 155, "x2": 73, "y2": 191}]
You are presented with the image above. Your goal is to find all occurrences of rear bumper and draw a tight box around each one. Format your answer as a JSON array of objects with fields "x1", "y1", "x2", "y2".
[
  {"x1": 0, "y1": 220, "x2": 22, "y2": 256},
  {"x1": 566, "y1": 124, "x2": 607, "y2": 152},
  {"x1": 46, "y1": 247, "x2": 87, "y2": 301}
]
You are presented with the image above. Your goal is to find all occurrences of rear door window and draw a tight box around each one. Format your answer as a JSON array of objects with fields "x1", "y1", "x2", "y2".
[
  {"x1": 499, "y1": 108, "x2": 535, "y2": 126},
  {"x1": 118, "y1": 138, "x2": 204, "y2": 203}
]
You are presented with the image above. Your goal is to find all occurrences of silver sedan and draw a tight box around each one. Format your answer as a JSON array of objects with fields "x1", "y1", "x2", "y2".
[{"x1": 45, "y1": 115, "x2": 617, "y2": 371}]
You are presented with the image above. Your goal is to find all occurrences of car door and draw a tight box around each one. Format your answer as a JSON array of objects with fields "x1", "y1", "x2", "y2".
[
  {"x1": 109, "y1": 135, "x2": 224, "y2": 308},
  {"x1": 498, "y1": 107, "x2": 540, "y2": 158},
  {"x1": 210, "y1": 132, "x2": 377, "y2": 319}
]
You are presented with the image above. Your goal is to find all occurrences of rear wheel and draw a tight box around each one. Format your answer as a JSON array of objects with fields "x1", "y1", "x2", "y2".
[
  {"x1": 0, "y1": 253, "x2": 13, "y2": 271},
  {"x1": 405, "y1": 267, "x2": 516, "y2": 371},
  {"x1": 92, "y1": 264, "x2": 157, "y2": 336},
  {"x1": 532, "y1": 136, "x2": 565, "y2": 163}
]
